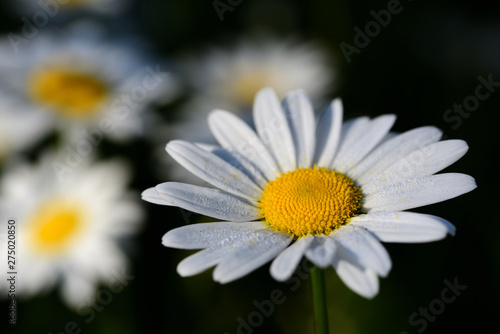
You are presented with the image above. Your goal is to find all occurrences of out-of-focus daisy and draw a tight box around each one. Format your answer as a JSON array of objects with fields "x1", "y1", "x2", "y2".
[
  {"x1": 143, "y1": 88, "x2": 476, "y2": 298},
  {"x1": 159, "y1": 36, "x2": 335, "y2": 182},
  {"x1": 0, "y1": 153, "x2": 143, "y2": 308},
  {"x1": 10, "y1": 0, "x2": 131, "y2": 17},
  {"x1": 0, "y1": 30, "x2": 176, "y2": 142},
  {"x1": 183, "y1": 37, "x2": 334, "y2": 108}
]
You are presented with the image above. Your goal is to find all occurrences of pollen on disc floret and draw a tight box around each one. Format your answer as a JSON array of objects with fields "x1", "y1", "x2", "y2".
[{"x1": 259, "y1": 166, "x2": 362, "y2": 237}]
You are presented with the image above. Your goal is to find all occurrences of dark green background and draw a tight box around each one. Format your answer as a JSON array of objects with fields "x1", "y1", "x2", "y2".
[{"x1": 0, "y1": 0, "x2": 498, "y2": 333}]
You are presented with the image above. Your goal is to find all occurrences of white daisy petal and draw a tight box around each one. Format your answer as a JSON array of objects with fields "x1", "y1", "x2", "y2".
[
  {"x1": 304, "y1": 235, "x2": 338, "y2": 269},
  {"x1": 208, "y1": 109, "x2": 279, "y2": 180},
  {"x1": 213, "y1": 230, "x2": 292, "y2": 284},
  {"x1": 141, "y1": 187, "x2": 166, "y2": 205},
  {"x1": 283, "y1": 90, "x2": 316, "y2": 168},
  {"x1": 349, "y1": 126, "x2": 443, "y2": 182},
  {"x1": 162, "y1": 221, "x2": 265, "y2": 249},
  {"x1": 176, "y1": 222, "x2": 269, "y2": 276},
  {"x1": 154, "y1": 182, "x2": 261, "y2": 221},
  {"x1": 331, "y1": 225, "x2": 391, "y2": 277},
  {"x1": 335, "y1": 116, "x2": 371, "y2": 152},
  {"x1": 177, "y1": 247, "x2": 228, "y2": 277},
  {"x1": 332, "y1": 115, "x2": 396, "y2": 173},
  {"x1": 350, "y1": 211, "x2": 455, "y2": 243},
  {"x1": 314, "y1": 98, "x2": 343, "y2": 168},
  {"x1": 364, "y1": 173, "x2": 477, "y2": 212},
  {"x1": 378, "y1": 131, "x2": 399, "y2": 145},
  {"x1": 61, "y1": 272, "x2": 97, "y2": 307},
  {"x1": 333, "y1": 251, "x2": 379, "y2": 299},
  {"x1": 203, "y1": 146, "x2": 268, "y2": 189},
  {"x1": 253, "y1": 87, "x2": 296, "y2": 172},
  {"x1": 166, "y1": 140, "x2": 262, "y2": 201},
  {"x1": 362, "y1": 140, "x2": 469, "y2": 194},
  {"x1": 270, "y1": 235, "x2": 314, "y2": 281}
]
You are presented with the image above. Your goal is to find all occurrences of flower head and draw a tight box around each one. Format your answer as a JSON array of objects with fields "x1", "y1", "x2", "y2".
[
  {"x1": 0, "y1": 30, "x2": 176, "y2": 142},
  {"x1": 143, "y1": 88, "x2": 476, "y2": 298},
  {"x1": 0, "y1": 153, "x2": 143, "y2": 307},
  {"x1": 182, "y1": 37, "x2": 335, "y2": 110}
]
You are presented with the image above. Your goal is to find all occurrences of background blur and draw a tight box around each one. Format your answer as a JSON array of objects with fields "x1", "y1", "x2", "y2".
[{"x1": 0, "y1": 0, "x2": 498, "y2": 333}]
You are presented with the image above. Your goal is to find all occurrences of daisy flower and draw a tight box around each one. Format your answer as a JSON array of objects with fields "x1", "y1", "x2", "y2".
[
  {"x1": 181, "y1": 36, "x2": 335, "y2": 110},
  {"x1": 0, "y1": 30, "x2": 176, "y2": 142},
  {"x1": 0, "y1": 153, "x2": 143, "y2": 308},
  {"x1": 143, "y1": 88, "x2": 476, "y2": 298}
]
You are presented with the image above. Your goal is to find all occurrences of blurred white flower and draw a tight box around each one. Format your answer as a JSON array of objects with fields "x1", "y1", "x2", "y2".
[
  {"x1": 0, "y1": 153, "x2": 143, "y2": 308},
  {"x1": 182, "y1": 37, "x2": 335, "y2": 110},
  {"x1": 0, "y1": 30, "x2": 177, "y2": 143}
]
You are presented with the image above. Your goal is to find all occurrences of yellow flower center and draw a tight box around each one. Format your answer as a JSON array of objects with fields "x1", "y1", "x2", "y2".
[
  {"x1": 27, "y1": 198, "x2": 85, "y2": 254},
  {"x1": 233, "y1": 71, "x2": 273, "y2": 106},
  {"x1": 29, "y1": 67, "x2": 108, "y2": 118},
  {"x1": 259, "y1": 167, "x2": 362, "y2": 237}
]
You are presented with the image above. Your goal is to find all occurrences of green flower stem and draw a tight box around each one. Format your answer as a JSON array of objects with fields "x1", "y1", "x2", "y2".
[{"x1": 310, "y1": 265, "x2": 330, "y2": 334}]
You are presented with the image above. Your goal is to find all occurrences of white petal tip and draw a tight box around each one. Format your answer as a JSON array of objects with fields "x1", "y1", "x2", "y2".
[
  {"x1": 208, "y1": 108, "x2": 230, "y2": 120},
  {"x1": 332, "y1": 97, "x2": 342, "y2": 104},
  {"x1": 375, "y1": 114, "x2": 397, "y2": 126},
  {"x1": 141, "y1": 187, "x2": 167, "y2": 205},
  {"x1": 257, "y1": 87, "x2": 276, "y2": 95},
  {"x1": 212, "y1": 273, "x2": 232, "y2": 285},
  {"x1": 269, "y1": 263, "x2": 288, "y2": 282},
  {"x1": 177, "y1": 264, "x2": 199, "y2": 277},
  {"x1": 161, "y1": 231, "x2": 176, "y2": 247},
  {"x1": 458, "y1": 175, "x2": 478, "y2": 195},
  {"x1": 331, "y1": 98, "x2": 343, "y2": 111},
  {"x1": 271, "y1": 274, "x2": 290, "y2": 282},
  {"x1": 361, "y1": 291, "x2": 378, "y2": 300},
  {"x1": 141, "y1": 187, "x2": 155, "y2": 198},
  {"x1": 378, "y1": 270, "x2": 390, "y2": 279},
  {"x1": 437, "y1": 217, "x2": 456, "y2": 237},
  {"x1": 165, "y1": 139, "x2": 187, "y2": 154},
  {"x1": 284, "y1": 89, "x2": 306, "y2": 98}
]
